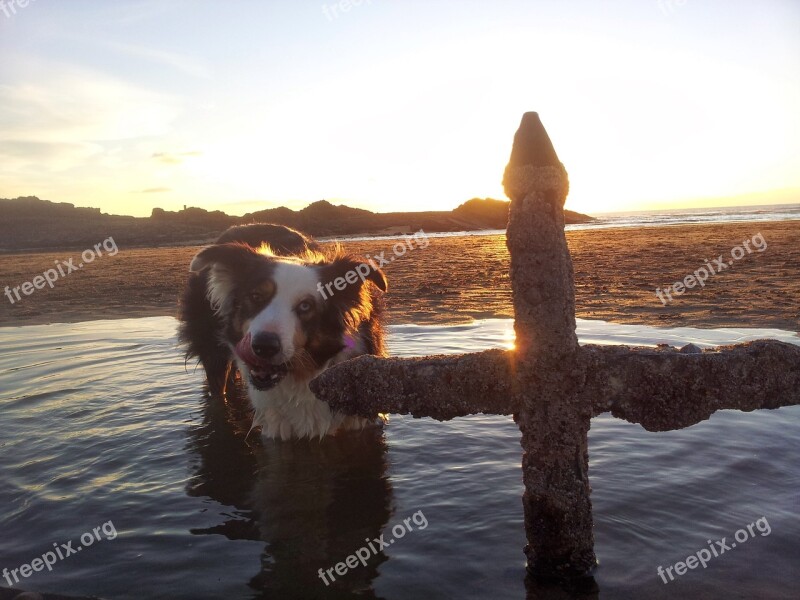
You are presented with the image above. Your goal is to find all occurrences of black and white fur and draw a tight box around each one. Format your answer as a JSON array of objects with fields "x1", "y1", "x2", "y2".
[{"x1": 178, "y1": 224, "x2": 387, "y2": 440}]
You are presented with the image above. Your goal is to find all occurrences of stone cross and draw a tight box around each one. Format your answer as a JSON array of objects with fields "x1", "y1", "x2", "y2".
[{"x1": 309, "y1": 112, "x2": 800, "y2": 579}]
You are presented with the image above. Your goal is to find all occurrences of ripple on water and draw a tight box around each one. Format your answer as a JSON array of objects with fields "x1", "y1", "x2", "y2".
[{"x1": 0, "y1": 316, "x2": 798, "y2": 600}]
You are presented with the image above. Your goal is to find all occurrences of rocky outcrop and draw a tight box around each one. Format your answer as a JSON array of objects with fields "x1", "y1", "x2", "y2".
[{"x1": 0, "y1": 197, "x2": 594, "y2": 252}]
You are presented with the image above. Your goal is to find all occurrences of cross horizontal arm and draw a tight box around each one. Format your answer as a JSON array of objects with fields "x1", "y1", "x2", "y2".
[
  {"x1": 309, "y1": 349, "x2": 517, "y2": 420},
  {"x1": 312, "y1": 339, "x2": 799, "y2": 430},
  {"x1": 582, "y1": 340, "x2": 800, "y2": 431}
]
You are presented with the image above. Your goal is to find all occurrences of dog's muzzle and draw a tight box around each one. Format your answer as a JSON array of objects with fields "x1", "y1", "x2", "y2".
[{"x1": 235, "y1": 332, "x2": 289, "y2": 390}]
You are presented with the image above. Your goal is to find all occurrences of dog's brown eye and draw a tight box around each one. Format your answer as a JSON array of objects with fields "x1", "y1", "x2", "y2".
[
  {"x1": 249, "y1": 291, "x2": 263, "y2": 304},
  {"x1": 296, "y1": 300, "x2": 313, "y2": 314}
]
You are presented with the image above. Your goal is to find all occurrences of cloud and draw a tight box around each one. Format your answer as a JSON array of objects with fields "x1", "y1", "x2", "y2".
[
  {"x1": 0, "y1": 63, "x2": 182, "y2": 147},
  {"x1": 0, "y1": 57, "x2": 185, "y2": 197},
  {"x1": 151, "y1": 151, "x2": 202, "y2": 164},
  {"x1": 135, "y1": 187, "x2": 172, "y2": 194},
  {"x1": 46, "y1": 32, "x2": 213, "y2": 79},
  {"x1": 103, "y1": 41, "x2": 213, "y2": 79},
  {"x1": 0, "y1": 139, "x2": 105, "y2": 175}
]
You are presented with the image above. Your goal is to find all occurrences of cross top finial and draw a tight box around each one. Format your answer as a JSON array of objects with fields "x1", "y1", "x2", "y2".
[
  {"x1": 503, "y1": 113, "x2": 569, "y2": 206},
  {"x1": 506, "y1": 112, "x2": 561, "y2": 169}
]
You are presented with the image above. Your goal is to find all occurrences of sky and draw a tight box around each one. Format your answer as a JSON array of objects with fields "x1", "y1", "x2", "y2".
[{"x1": 1, "y1": 0, "x2": 799, "y2": 218}]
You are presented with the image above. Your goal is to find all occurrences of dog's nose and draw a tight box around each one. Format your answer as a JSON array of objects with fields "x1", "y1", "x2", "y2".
[{"x1": 251, "y1": 332, "x2": 281, "y2": 358}]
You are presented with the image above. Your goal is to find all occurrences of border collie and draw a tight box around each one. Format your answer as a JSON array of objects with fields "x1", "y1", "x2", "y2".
[{"x1": 178, "y1": 224, "x2": 387, "y2": 440}]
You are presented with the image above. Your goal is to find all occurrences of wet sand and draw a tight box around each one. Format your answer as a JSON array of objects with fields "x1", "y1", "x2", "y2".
[{"x1": 0, "y1": 221, "x2": 797, "y2": 332}]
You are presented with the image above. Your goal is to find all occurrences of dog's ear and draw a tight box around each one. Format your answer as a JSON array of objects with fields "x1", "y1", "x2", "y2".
[
  {"x1": 189, "y1": 243, "x2": 260, "y2": 272},
  {"x1": 359, "y1": 260, "x2": 388, "y2": 292},
  {"x1": 190, "y1": 243, "x2": 267, "y2": 314},
  {"x1": 321, "y1": 255, "x2": 388, "y2": 294},
  {"x1": 370, "y1": 266, "x2": 388, "y2": 292},
  {"x1": 317, "y1": 256, "x2": 387, "y2": 330}
]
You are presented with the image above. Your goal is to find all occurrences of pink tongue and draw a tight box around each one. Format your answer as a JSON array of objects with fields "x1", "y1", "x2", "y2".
[{"x1": 235, "y1": 333, "x2": 262, "y2": 366}]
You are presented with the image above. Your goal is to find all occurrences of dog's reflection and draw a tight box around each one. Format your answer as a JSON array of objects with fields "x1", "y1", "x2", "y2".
[{"x1": 187, "y1": 383, "x2": 393, "y2": 599}]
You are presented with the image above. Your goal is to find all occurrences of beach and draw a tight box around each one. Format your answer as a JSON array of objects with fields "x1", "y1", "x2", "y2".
[{"x1": 0, "y1": 220, "x2": 797, "y2": 332}]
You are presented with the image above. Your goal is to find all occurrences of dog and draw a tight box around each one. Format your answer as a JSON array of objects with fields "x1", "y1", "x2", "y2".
[{"x1": 178, "y1": 223, "x2": 388, "y2": 440}]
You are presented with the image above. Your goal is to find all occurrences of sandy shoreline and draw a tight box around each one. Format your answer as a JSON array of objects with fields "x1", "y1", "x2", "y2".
[{"x1": 0, "y1": 221, "x2": 797, "y2": 332}]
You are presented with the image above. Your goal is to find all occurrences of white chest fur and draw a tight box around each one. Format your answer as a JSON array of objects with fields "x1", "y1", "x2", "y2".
[{"x1": 239, "y1": 345, "x2": 379, "y2": 440}]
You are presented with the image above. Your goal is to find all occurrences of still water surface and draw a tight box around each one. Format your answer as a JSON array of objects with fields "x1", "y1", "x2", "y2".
[{"x1": 0, "y1": 318, "x2": 798, "y2": 599}]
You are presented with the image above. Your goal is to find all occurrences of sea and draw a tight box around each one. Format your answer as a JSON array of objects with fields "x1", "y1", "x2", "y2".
[
  {"x1": 1, "y1": 317, "x2": 798, "y2": 599},
  {"x1": 324, "y1": 202, "x2": 800, "y2": 242},
  {"x1": 576, "y1": 202, "x2": 800, "y2": 231}
]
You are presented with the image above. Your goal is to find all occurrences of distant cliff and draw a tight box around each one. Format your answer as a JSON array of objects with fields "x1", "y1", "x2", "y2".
[{"x1": 0, "y1": 196, "x2": 594, "y2": 251}]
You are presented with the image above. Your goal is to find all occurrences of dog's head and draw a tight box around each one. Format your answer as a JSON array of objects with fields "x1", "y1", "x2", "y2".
[{"x1": 190, "y1": 243, "x2": 387, "y2": 390}]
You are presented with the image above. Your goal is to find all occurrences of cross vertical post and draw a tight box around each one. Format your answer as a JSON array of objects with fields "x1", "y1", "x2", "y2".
[
  {"x1": 504, "y1": 113, "x2": 596, "y2": 577},
  {"x1": 310, "y1": 111, "x2": 800, "y2": 584}
]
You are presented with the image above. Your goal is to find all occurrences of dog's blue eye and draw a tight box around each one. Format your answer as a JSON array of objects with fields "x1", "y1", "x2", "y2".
[{"x1": 297, "y1": 300, "x2": 312, "y2": 313}]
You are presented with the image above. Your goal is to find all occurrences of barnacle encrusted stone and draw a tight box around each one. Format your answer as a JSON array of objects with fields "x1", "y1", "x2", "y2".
[
  {"x1": 310, "y1": 111, "x2": 800, "y2": 580},
  {"x1": 502, "y1": 112, "x2": 569, "y2": 202},
  {"x1": 503, "y1": 164, "x2": 569, "y2": 203}
]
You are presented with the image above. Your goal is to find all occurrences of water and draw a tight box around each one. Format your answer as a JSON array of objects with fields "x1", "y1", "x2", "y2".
[
  {"x1": 581, "y1": 203, "x2": 800, "y2": 231},
  {"x1": 324, "y1": 203, "x2": 800, "y2": 242},
  {"x1": 0, "y1": 318, "x2": 798, "y2": 599}
]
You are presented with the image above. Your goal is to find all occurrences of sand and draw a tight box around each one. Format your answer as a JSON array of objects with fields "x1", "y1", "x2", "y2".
[{"x1": 0, "y1": 221, "x2": 797, "y2": 332}]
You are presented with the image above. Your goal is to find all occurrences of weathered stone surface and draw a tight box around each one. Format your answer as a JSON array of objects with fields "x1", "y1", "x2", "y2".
[
  {"x1": 504, "y1": 113, "x2": 596, "y2": 577},
  {"x1": 310, "y1": 349, "x2": 515, "y2": 420},
  {"x1": 310, "y1": 111, "x2": 800, "y2": 581},
  {"x1": 504, "y1": 112, "x2": 562, "y2": 171},
  {"x1": 312, "y1": 340, "x2": 800, "y2": 429},
  {"x1": 583, "y1": 340, "x2": 800, "y2": 430}
]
